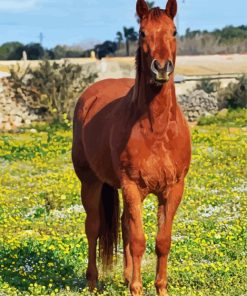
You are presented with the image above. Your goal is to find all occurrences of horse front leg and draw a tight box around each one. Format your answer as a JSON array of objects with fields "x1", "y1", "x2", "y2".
[
  {"x1": 122, "y1": 179, "x2": 146, "y2": 296},
  {"x1": 155, "y1": 181, "x2": 184, "y2": 296},
  {"x1": 121, "y1": 204, "x2": 133, "y2": 285}
]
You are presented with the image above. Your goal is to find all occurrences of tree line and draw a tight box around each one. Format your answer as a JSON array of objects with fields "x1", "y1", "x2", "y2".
[
  {"x1": 178, "y1": 25, "x2": 247, "y2": 55},
  {"x1": 0, "y1": 25, "x2": 246, "y2": 61}
]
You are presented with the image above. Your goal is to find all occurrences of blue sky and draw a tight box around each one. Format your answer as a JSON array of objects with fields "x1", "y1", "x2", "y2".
[{"x1": 0, "y1": 0, "x2": 246, "y2": 48}]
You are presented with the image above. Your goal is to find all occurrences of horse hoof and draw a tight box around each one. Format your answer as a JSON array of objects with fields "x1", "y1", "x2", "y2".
[
  {"x1": 130, "y1": 282, "x2": 143, "y2": 296},
  {"x1": 131, "y1": 292, "x2": 142, "y2": 296},
  {"x1": 88, "y1": 280, "x2": 97, "y2": 292},
  {"x1": 157, "y1": 288, "x2": 169, "y2": 296}
]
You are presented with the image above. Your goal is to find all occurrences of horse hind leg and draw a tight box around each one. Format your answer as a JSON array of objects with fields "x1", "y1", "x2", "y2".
[{"x1": 81, "y1": 179, "x2": 103, "y2": 291}]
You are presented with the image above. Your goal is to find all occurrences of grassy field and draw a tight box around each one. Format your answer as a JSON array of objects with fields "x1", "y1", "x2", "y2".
[{"x1": 0, "y1": 112, "x2": 246, "y2": 296}]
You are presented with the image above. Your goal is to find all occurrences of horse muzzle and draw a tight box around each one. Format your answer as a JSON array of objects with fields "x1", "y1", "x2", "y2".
[{"x1": 151, "y1": 59, "x2": 174, "y2": 83}]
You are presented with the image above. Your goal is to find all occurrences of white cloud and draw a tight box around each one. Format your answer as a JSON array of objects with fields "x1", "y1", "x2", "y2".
[{"x1": 0, "y1": 0, "x2": 39, "y2": 12}]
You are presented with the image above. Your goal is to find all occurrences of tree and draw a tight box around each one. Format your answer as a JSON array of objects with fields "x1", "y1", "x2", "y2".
[
  {"x1": 25, "y1": 43, "x2": 45, "y2": 60},
  {"x1": 0, "y1": 42, "x2": 23, "y2": 60},
  {"x1": 94, "y1": 41, "x2": 117, "y2": 59},
  {"x1": 123, "y1": 27, "x2": 138, "y2": 56},
  {"x1": 52, "y1": 45, "x2": 67, "y2": 59},
  {"x1": 11, "y1": 43, "x2": 45, "y2": 60},
  {"x1": 147, "y1": 1, "x2": 155, "y2": 9},
  {"x1": 116, "y1": 31, "x2": 123, "y2": 49}
]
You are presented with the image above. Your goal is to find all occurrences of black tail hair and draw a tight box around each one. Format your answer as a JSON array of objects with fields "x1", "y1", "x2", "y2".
[{"x1": 99, "y1": 183, "x2": 120, "y2": 268}]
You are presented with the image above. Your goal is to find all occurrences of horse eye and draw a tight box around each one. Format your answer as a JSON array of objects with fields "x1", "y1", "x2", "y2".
[
  {"x1": 173, "y1": 30, "x2": 177, "y2": 37},
  {"x1": 140, "y1": 31, "x2": 146, "y2": 38}
]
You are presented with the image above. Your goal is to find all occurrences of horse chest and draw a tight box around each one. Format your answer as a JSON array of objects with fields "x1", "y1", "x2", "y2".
[{"x1": 121, "y1": 136, "x2": 178, "y2": 192}]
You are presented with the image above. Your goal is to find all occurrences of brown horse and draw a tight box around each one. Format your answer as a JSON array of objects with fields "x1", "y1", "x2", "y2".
[{"x1": 72, "y1": 0, "x2": 191, "y2": 295}]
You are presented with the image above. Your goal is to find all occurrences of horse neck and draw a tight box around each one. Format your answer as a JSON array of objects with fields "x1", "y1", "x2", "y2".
[{"x1": 133, "y1": 70, "x2": 177, "y2": 132}]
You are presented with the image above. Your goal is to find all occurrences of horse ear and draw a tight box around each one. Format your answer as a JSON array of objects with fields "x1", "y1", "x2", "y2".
[
  {"x1": 165, "y1": 0, "x2": 177, "y2": 19},
  {"x1": 136, "y1": 0, "x2": 149, "y2": 19}
]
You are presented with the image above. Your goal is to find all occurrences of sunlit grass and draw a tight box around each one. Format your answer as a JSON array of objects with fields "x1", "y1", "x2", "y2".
[{"x1": 0, "y1": 118, "x2": 246, "y2": 295}]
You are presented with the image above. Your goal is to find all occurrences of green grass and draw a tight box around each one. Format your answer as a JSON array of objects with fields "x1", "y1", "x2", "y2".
[
  {"x1": 198, "y1": 108, "x2": 247, "y2": 127},
  {"x1": 0, "y1": 118, "x2": 246, "y2": 295}
]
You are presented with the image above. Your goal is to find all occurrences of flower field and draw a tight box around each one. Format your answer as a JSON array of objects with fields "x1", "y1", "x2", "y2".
[{"x1": 0, "y1": 115, "x2": 246, "y2": 295}]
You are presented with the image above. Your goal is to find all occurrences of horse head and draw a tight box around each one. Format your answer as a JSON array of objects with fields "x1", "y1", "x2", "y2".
[{"x1": 136, "y1": 0, "x2": 177, "y2": 85}]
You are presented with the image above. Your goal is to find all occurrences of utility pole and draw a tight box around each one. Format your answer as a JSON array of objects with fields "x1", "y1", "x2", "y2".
[{"x1": 39, "y1": 32, "x2": 44, "y2": 46}]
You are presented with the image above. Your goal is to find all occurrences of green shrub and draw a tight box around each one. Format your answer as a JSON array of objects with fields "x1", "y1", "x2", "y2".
[
  {"x1": 218, "y1": 75, "x2": 247, "y2": 109},
  {"x1": 9, "y1": 60, "x2": 97, "y2": 123},
  {"x1": 195, "y1": 79, "x2": 221, "y2": 94}
]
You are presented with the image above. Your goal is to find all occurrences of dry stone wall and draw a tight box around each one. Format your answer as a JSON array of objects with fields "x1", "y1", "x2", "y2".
[
  {"x1": 177, "y1": 90, "x2": 218, "y2": 122},
  {"x1": 0, "y1": 77, "x2": 219, "y2": 130},
  {"x1": 0, "y1": 78, "x2": 41, "y2": 130}
]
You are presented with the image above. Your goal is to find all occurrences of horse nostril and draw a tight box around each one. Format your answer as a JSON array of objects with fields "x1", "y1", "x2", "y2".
[
  {"x1": 151, "y1": 59, "x2": 160, "y2": 75},
  {"x1": 165, "y1": 60, "x2": 174, "y2": 73},
  {"x1": 154, "y1": 60, "x2": 162, "y2": 70},
  {"x1": 151, "y1": 59, "x2": 174, "y2": 77},
  {"x1": 152, "y1": 59, "x2": 173, "y2": 73}
]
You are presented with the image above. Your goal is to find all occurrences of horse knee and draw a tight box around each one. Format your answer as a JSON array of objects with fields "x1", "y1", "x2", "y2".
[
  {"x1": 130, "y1": 235, "x2": 146, "y2": 257},
  {"x1": 155, "y1": 237, "x2": 171, "y2": 257}
]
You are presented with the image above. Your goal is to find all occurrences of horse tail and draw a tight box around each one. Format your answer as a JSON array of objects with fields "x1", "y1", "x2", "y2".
[{"x1": 99, "y1": 183, "x2": 120, "y2": 269}]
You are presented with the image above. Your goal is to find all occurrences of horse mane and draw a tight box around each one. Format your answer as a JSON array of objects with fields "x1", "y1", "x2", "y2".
[
  {"x1": 135, "y1": 44, "x2": 141, "y2": 74},
  {"x1": 133, "y1": 44, "x2": 142, "y2": 107},
  {"x1": 149, "y1": 7, "x2": 165, "y2": 20}
]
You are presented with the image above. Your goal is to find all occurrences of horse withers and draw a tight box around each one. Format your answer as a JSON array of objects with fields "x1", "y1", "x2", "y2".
[{"x1": 72, "y1": 0, "x2": 191, "y2": 295}]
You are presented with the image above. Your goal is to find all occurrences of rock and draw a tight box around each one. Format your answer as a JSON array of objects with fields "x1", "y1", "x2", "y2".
[
  {"x1": 12, "y1": 115, "x2": 22, "y2": 127},
  {"x1": 30, "y1": 129, "x2": 37, "y2": 133},
  {"x1": 24, "y1": 119, "x2": 31, "y2": 125},
  {"x1": 4, "y1": 122, "x2": 12, "y2": 131}
]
